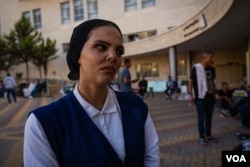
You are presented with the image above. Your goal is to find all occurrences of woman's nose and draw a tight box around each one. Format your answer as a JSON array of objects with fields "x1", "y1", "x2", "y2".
[{"x1": 107, "y1": 50, "x2": 116, "y2": 62}]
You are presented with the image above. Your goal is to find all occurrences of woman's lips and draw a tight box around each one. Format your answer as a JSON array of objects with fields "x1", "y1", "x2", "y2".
[{"x1": 101, "y1": 66, "x2": 115, "y2": 73}]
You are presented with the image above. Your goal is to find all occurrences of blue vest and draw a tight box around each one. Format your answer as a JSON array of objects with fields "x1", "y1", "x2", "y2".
[{"x1": 32, "y1": 91, "x2": 148, "y2": 167}]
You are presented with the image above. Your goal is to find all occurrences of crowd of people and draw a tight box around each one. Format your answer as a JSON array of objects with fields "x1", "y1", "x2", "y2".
[{"x1": 215, "y1": 80, "x2": 250, "y2": 128}]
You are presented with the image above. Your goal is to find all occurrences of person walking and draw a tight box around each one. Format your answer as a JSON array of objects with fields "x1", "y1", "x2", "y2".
[
  {"x1": 3, "y1": 73, "x2": 17, "y2": 104},
  {"x1": 189, "y1": 50, "x2": 218, "y2": 146},
  {"x1": 24, "y1": 19, "x2": 160, "y2": 167},
  {"x1": 119, "y1": 58, "x2": 139, "y2": 92}
]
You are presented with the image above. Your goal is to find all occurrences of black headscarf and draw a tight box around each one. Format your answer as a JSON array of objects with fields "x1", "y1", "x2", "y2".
[{"x1": 66, "y1": 19, "x2": 122, "y2": 80}]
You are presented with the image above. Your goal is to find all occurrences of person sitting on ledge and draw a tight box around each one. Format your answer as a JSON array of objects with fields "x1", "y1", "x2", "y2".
[
  {"x1": 28, "y1": 80, "x2": 47, "y2": 98},
  {"x1": 164, "y1": 75, "x2": 177, "y2": 99},
  {"x1": 215, "y1": 82, "x2": 233, "y2": 117}
]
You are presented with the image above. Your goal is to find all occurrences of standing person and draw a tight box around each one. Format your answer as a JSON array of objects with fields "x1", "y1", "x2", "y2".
[
  {"x1": 119, "y1": 58, "x2": 139, "y2": 92},
  {"x1": 138, "y1": 76, "x2": 148, "y2": 98},
  {"x1": 189, "y1": 50, "x2": 218, "y2": 146},
  {"x1": 3, "y1": 73, "x2": 17, "y2": 104},
  {"x1": 164, "y1": 75, "x2": 176, "y2": 99},
  {"x1": 24, "y1": 19, "x2": 160, "y2": 167}
]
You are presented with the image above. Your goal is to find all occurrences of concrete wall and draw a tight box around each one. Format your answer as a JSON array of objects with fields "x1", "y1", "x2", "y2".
[{"x1": 0, "y1": 0, "x2": 210, "y2": 80}]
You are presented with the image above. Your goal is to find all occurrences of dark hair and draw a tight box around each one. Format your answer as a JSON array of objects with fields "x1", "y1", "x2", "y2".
[
  {"x1": 221, "y1": 82, "x2": 228, "y2": 86},
  {"x1": 124, "y1": 58, "x2": 131, "y2": 64},
  {"x1": 203, "y1": 50, "x2": 214, "y2": 55},
  {"x1": 67, "y1": 19, "x2": 123, "y2": 80}
]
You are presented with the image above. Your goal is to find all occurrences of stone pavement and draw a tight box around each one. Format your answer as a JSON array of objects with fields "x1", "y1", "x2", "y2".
[{"x1": 0, "y1": 93, "x2": 249, "y2": 167}]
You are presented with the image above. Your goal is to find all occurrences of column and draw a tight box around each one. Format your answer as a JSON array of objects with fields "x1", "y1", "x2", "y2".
[
  {"x1": 168, "y1": 46, "x2": 177, "y2": 81},
  {"x1": 186, "y1": 51, "x2": 192, "y2": 80}
]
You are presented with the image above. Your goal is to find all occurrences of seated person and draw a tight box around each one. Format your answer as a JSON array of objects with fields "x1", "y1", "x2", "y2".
[
  {"x1": 164, "y1": 75, "x2": 177, "y2": 99},
  {"x1": 29, "y1": 80, "x2": 47, "y2": 98},
  {"x1": 23, "y1": 80, "x2": 37, "y2": 97},
  {"x1": 239, "y1": 77, "x2": 248, "y2": 90},
  {"x1": 0, "y1": 80, "x2": 4, "y2": 97},
  {"x1": 230, "y1": 96, "x2": 250, "y2": 128},
  {"x1": 216, "y1": 82, "x2": 233, "y2": 116},
  {"x1": 60, "y1": 81, "x2": 74, "y2": 96},
  {"x1": 138, "y1": 76, "x2": 148, "y2": 98},
  {"x1": 16, "y1": 80, "x2": 28, "y2": 96}
]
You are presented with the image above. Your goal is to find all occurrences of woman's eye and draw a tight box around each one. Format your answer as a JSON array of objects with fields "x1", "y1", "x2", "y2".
[
  {"x1": 95, "y1": 43, "x2": 107, "y2": 51},
  {"x1": 116, "y1": 48, "x2": 124, "y2": 57}
]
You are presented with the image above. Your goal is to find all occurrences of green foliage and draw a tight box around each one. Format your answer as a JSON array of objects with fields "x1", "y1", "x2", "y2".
[
  {"x1": 0, "y1": 35, "x2": 16, "y2": 72},
  {"x1": 2, "y1": 16, "x2": 58, "y2": 80},
  {"x1": 32, "y1": 38, "x2": 58, "y2": 78}
]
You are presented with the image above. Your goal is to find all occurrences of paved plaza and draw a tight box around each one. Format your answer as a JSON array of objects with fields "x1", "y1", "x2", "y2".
[{"x1": 0, "y1": 93, "x2": 249, "y2": 167}]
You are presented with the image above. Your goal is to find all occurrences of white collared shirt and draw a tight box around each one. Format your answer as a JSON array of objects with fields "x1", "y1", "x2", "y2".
[{"x1": 24, "y1": 86, "x2": 160, "y2": 167}]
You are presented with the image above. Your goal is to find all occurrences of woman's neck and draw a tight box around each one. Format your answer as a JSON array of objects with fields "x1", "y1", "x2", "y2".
[{"x1": 77, "y1": 84, "x2": 108, "y2": 110}]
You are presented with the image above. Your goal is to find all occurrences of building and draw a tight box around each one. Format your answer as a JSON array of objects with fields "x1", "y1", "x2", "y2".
[{"x1": 0, "y1": 0, "x2": 250, "y2": 92}]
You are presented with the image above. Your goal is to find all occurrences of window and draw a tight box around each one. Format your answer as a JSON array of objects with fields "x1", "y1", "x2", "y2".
[
  {"x1": 22, "y1": 11, "x2": 31, "y2": 22},
  {"x1": 62, "y1": 43, "x2": 69, "y2": 53},
  {"x1": 136, "y1": 63, "x2": 159, "y2": 78},
  {"x1": 61, "y1": 2, "x2": 70, "y2": 24},
  {"x1": 74, "y1": 0, "x2": 84, "y2": 21},
  {"x1": 147, "y1": 30, "x2": 157, "y2": 37},
  {"x1": 33, "y1": 9, "x2": 42, "y2": 29},
  {"x1": 123, "y1": 30, "x2": 157, "y2": 43},
  {"x1": 124, "y1": 0, "x2": 137, "y2": 12},
  {"x1": 142, "y1": 0, "x2": 155, "y2": 8},
  {"x1": 178, "y1": 59, "x2": 187, "y2": 76},
  {"x1": 88, "y1": 0, "x2": 98, "y2": 19}
]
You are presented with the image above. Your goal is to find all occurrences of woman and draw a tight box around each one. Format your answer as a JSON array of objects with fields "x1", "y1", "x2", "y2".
[{"x1": 23, "y1": 19, "x2": 160, "y2": 167}]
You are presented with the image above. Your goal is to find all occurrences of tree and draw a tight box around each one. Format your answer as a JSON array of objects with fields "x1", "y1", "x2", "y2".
[
  {"x1": 0, "y1": 35, "x2": 17, "y2": 77},
  {"x1": 4, "y1": 16, "x2": 42, "y2": 81},
  {"x1": 32, "y1": 38, "x2": 58, "y2": 79}
]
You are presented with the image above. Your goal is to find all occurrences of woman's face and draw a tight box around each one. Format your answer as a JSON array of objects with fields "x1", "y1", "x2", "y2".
[{"x1": 78, "y1": 25, "x2": 124, "y2": 86}]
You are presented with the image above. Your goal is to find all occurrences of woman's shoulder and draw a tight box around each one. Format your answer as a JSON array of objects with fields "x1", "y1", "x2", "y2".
[{"x1": 30, "y1": 93, "x2": 75, "y2": 116}]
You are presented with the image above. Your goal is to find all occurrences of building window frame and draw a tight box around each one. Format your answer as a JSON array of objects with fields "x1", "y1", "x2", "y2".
[
  {"x1": 61, "y1": 1, "x2": 70, "y2": 24},
  {"x1": 33, "y1": 8, "x2": 42, "y2": 29},
  {"x1": 62, "y1": 43, "x2": 69, "y2": 53},
  {"x1": 74, "y1": 0, "x2": 84, "y2": 21},
  {"x1": 142, "y1": 0, "x2": 155, "y2": 8},
  {"x1": 123, "y1": 30, "x2": 157, "y2": 43},
  {"x1": 124, "y1": 0, "x2": 137, "y2": 12},
  {"x1": 22, "y1": 11, "x2": 31, "y2": 22},
  {"x1": 178, "y1": 59, "x2": 187, "y2": 76},
  {"x1": 87, "y1": 0, "x2": 98, "y2": 19},
  {"x1": 136, "y1": 63, "x2": 159, "y2": 78}
]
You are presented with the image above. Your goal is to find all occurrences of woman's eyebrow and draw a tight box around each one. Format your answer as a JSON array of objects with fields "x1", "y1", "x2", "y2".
[
  {"x1": 94, "y1": 40, "x2": 111, "y2": 46},
  {"x1": 94, "y1": 40, "x2": 124, "y2": 48}
]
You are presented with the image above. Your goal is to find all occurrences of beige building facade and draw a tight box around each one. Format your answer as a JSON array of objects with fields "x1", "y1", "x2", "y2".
[{"x1": 0, "y1": 0, "x2": 250, "y2": 92}]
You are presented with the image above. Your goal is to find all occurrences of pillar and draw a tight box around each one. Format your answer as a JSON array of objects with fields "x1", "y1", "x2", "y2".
[
  {"x1": 168, "y1": 46, "x2": 177, "y2": 81},
  {"x1": 186, "y1": 51, "x2": 192, "y2": 80}
]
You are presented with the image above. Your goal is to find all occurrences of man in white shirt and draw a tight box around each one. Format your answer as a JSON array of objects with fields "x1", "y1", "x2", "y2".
[{"x1": 3, "y1": 73, "x2": 17, "y2": 104}]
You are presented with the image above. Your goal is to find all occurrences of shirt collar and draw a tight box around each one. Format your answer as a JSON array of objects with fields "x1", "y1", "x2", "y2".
[{"x1": 73, "y1": 83, "x2": 118, "y2": 118}]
